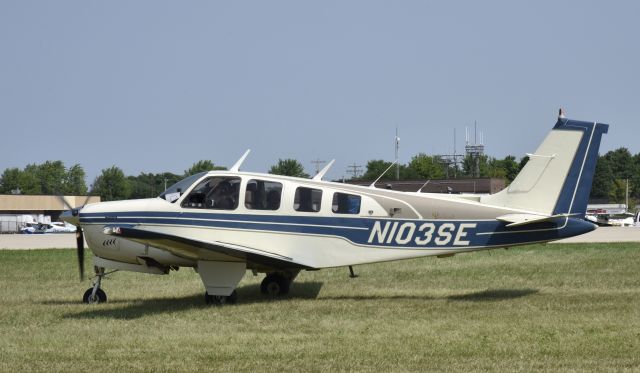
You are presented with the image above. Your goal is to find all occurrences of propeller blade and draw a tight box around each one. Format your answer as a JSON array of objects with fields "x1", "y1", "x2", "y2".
[
  {"x1": 55, "y1": 193, "x2": 75, "y2": 209},
  {"x1": 76, "y1": 228, "x2": 85, "y2": 281},
  {"x1": 81, "y1": 194, "x2": 94, "y2": 208},
  {"x1": 56, "y1": 193, "x2": 89, "y2": 281}
]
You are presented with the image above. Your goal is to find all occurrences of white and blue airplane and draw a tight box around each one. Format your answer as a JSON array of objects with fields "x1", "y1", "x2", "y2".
[{"x1": 63, "y1": 111, "x2": 608, "y2": 304}]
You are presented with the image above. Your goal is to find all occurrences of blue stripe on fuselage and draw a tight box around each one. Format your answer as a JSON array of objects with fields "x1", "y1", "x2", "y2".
[{"x1": 79, "y1": 211, "x2": 596, "y2": 249}]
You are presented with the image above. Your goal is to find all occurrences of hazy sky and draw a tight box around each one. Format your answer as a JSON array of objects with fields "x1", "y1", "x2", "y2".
[{"x1": 1, "y1": 1, "x2": 638, "y2": 185}]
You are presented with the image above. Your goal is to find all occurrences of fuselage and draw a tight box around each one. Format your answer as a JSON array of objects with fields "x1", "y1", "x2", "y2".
[{"x1": 78, "y1": 171, "x2": 596, "y2": 271}]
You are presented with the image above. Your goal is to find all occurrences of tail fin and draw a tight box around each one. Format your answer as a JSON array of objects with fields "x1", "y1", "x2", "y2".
[{"x1": 481, "y1": 114, "x2": 609, "y2": 218}]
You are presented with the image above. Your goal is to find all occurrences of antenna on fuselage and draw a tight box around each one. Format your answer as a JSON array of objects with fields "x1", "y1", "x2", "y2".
[
  {"x1": 368, "y1": 160, "x2": 397, "y2": 188},
  {"x1": 230, "y1": 149, "x2": 251, "y2": 172},
  {"x1": 417, "y1": 180, "x2": 431, "y2": 193},
  {"x1": 312, "y1": 159, "x2": 335, "y2": 181}
]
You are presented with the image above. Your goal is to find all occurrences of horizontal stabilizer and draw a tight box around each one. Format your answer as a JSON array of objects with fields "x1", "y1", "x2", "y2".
[{"x1": 496, "y1": 213, "x2": 571, "y2": 227}]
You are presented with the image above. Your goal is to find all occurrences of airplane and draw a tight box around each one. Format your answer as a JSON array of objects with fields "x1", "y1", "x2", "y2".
[
  {"x1": 21, "y1": 221, "x2": 77, "y2": 234},
  {"x1": 62, "y1": 110, "x2": 608, "y2": 305}
]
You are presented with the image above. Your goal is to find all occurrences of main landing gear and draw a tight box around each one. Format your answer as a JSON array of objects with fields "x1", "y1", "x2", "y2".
[
  {"x1": 260, "y1": 271, "x2": 298, "y2": 297},
  {"x1": 82, "y1": 266, "x2": 116, "y2": 304},
  {"x1": 204, "y1": 290, "x2": 238, "y2": 305}
]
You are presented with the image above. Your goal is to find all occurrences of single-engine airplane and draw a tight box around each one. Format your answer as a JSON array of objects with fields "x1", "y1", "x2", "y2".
[{"x1": 63, "y1": 110, "x2": 608, "y2": 304}]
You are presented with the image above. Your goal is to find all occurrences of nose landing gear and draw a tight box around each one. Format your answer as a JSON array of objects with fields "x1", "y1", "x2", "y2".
[{"x1": 82, "y1": 266, "x2": 116, "y2": 304}]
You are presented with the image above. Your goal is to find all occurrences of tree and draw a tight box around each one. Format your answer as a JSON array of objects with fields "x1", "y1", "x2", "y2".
[
  {"x1": 609, "y1": 179, "x2": 628, "y2": 204},
  {"x1": 20, "y1": 164, "x2": 42, "y2": 194},
  {"x1": 0, "y1": 168, "x2": 23, "y2": 193},
  {"x1": 603, "y1": 148, "x2": 634, "y2": 180},
  {"x1": 64, "y1": 164, "x2": 88, "y2": 195},
  {"x1": 128, "y1": 172, "x2": 182, "y2": 199},
  {"x1": 462, "y1": 154, "x2": 492, "y2": 178},
  {"x1": 407, "y1": 154, "x2": 445, "y2": 179},
  {"x1": 500, "y1": 156, "x2": 520, "y2": 182},
  {"x1": 632, "y1": 153, "x2": 640, "y2": 199},
  {"x1": 184, "y1": 160, "x2": 226, "y2": 176},
  {"x1": 518, "y1": 156, "x2": 529, "y2": 172},
  {"x1": 361, "y1": 160, "x2": 394, "y2": 181},
  {"x1": 36, "y1": 160, "x2": 66, "y2": 194},
  {"x1": 269, "y1": 159, "x2": 309, "y2": 178},
  {"x1": 486, "y1": 158, "x2": 507, "y2": 179},
  {"x1": 591, "y1": 155, "x2": 614, "y2": 199},
  {"x1": 91, "y1": 166, "x2": 131, "y2": 201}
]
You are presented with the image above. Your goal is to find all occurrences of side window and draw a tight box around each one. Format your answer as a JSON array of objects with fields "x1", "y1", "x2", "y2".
[
  {"x1": 245, "y1": 179, "x2": 283, "y2": 210},
  {"x1": 332, "y1": 193, "x2": 361, "y2": 214},
  {"x1": 294, "y1": 187, "x2": 322, "y2": 212},
  {"x1": 181, "y1": 176, "x2": 240, "y2": 210}
]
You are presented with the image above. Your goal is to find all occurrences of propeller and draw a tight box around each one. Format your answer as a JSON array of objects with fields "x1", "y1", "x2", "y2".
[{"x1": 58, "y1": 194, "x2": 93, "y2": 281}]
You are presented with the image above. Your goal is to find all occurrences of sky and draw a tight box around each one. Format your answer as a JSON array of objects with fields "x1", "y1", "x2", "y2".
[{"x1": 1, "y1": 1, "x2": 639, "y2": 187}]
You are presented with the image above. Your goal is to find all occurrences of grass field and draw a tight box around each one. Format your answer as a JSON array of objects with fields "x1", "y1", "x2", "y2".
[{"x1": 1, "y1": 243, "x2": 639, "y2": 372}]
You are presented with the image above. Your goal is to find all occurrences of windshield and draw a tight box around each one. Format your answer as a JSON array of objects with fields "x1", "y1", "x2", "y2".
[{"x1": 158, "y1": 172, "x2": 207, "y2": 203}]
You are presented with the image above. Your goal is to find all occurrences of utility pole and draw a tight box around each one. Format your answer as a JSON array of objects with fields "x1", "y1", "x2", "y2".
[
  {"x1": 465, "y1": 121, "x2": 485, "y2": 178},
  {"x1": 434, "y1": 128, "x2": 464, "y2": 179},
  {"x1": 626, "y1": 178, "x2": 629, "y2": 211},
  {"x1": 346, "y1": 163, "x2": 363, "y2": 179},
  {"x1": 311, "y1": 159, "x2": 326, "y2": 175},
  {"x1": 395, "y1": 127, "x2": 400, "y2": 180}
]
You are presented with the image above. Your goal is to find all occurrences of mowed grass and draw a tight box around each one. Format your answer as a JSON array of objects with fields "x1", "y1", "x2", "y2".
[{"x1": 1, "y1": 244, "x2": 639, "y2": 372}]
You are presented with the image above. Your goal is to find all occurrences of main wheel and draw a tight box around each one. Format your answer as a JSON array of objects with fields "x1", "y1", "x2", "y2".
[
  {"x1": 260, "y1": 274, "x2": 290, "y2": 297},
  {"x1": 82, "y1": 288, "x2": 107, "y2": 304},
  {"x1": 205, "y1": 290, "x2": 237, "y2": 305}
]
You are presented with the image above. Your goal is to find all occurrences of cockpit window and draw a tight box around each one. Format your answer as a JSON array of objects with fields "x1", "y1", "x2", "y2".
[
  {"x1": 159, "y1": 172, "x2": 207, "y2": 203},
  {"x1": 181, "y1": 176, "x2": 241, "y2": 210}
]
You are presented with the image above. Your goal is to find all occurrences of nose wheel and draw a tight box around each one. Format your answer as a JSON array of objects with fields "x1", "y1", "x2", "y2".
[
  {"x1": 83, "y1": 287, "x2": 107, "y2": 304},
  {"x1": 82, "y1": 266, "x2": 115, "y2": 304}
]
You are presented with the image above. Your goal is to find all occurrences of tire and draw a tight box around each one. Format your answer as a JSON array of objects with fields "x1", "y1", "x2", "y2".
[
  {"x1": 260, "y1": 274, "x2": 290, "y2": 297},
  {"x1": 205, "y1": 290, "x2": 237, "y2": 305},
  {"x1": 83, "y1": 288, "x2": 107, "y2": 304}
]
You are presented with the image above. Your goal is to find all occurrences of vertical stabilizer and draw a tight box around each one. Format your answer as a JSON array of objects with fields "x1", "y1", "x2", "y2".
[{"x1": 481, "y1": 116, "x2": 608, "y2": 218}]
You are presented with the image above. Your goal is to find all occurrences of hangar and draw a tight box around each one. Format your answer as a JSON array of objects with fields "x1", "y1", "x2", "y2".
[{"x1": 0, "y1": 194, "x2": 100, "y2": 233}]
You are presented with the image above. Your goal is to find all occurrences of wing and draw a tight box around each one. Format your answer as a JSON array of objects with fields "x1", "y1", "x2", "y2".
[{"x1": 104, "y1": 226, "x2": 314, "y2": 270}]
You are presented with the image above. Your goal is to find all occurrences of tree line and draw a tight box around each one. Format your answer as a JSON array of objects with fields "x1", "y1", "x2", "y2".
[{"x1": 0, "y1": 148, "x2": 637, "y2": 204}]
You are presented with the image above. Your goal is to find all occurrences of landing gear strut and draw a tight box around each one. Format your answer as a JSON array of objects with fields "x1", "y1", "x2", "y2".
[
  {"x1": 205, "y1": 290, "x2": 237, "y2": 305},
  {"x1": 82, "y1": 266, "x2": 115, "y2": 304}
]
